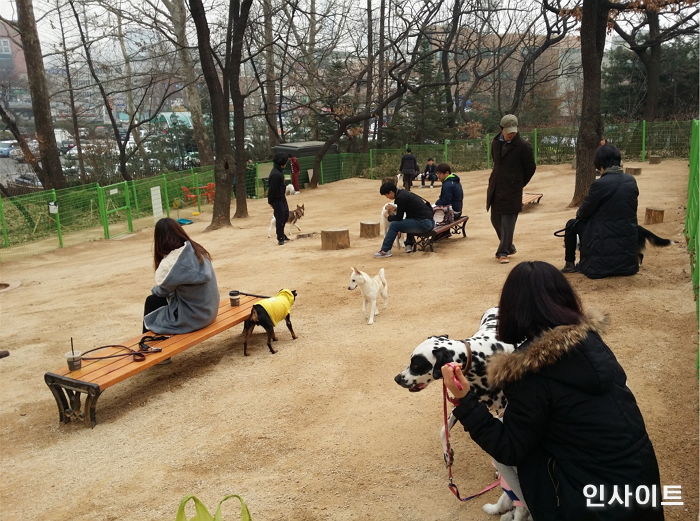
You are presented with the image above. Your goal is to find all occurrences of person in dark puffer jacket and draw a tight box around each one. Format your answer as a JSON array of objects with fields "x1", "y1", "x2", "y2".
[
  {"x1": 442, "y1": 261, "x2": 663, "y2": 521},
  {"x1": 561, "y1": 145, "x2": 639, "y2": 278},
  {"x1": 434, "y1": 163, "x2": 463, "y2": 218}
]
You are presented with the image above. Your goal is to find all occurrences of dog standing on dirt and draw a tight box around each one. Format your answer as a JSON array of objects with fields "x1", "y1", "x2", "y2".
[
  {"x1": 347, "y1": 267, "x2": 388, "y2": 325},
  {"x1": 268, "y1": 204, "x2": 305, "y2": 238},
  {"x1": 394, "y1": 307, "x2": 532, "y2": 521},
  {"x1": 242, "y1": 289, "x2": 297, "y2": 356}
]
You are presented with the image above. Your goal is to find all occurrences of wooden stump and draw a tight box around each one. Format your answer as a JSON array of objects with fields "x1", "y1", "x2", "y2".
[
  {"x1": 360, "y1": 221, "x2": 380, "y2": 238},
  {"x1": 644, "y1": 208, "x2": 665, "y2": 225},
  {"x1": 649, "y1": 155, "x2": 662, "y2": 164},
  {"x1": 321, "y1": 228, "x2": 350, "y2": 250},
  {"x1": 625, "y1": 167, "x2": 642, "y2": 176}
]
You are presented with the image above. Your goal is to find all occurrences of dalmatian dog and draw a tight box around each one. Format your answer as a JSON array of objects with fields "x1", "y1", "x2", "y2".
[{"x1": 394, "y1": 307, "x2": 532, "y2": 521}]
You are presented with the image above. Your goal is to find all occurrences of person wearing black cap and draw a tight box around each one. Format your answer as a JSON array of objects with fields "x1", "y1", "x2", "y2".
[
  {"x1": 268, "y1": 153, "x2": 290, "y2": 245},
  {"x1": 486, "y1": 114, "x2": 536, "y2": 264}
]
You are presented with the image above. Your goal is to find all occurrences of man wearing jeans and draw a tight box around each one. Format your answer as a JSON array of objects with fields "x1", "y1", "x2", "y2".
[
  {"x1": 375, "y1": 180, "x2": 434, "y2": 257},
  {"x1": 486, "y1": 114, "x2": 536, "y2": 264}
]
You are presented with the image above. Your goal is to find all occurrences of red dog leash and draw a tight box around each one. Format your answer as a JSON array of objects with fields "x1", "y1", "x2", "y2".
[{"x1": 442, "y1": 380, "x2": 500, "y2": 501}]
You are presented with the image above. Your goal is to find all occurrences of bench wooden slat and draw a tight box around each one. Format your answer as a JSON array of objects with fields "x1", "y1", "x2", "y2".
[{"x1": 414, "y1": 215, "x2": 469, "y2": 252}]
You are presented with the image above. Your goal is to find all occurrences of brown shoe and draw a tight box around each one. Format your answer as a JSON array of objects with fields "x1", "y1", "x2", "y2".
[
  {"x1": 497, "y1": 256, "x2": 510, "y2": 264},
  {"x1": 0, "y1": 350, "x2": 8, "y2": 359}
]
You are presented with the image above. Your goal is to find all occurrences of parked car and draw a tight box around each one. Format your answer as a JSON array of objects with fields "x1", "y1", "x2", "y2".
[
  {"x1": 13, "y1": 173, "x2": 43, "y2": 187},
  {"x1": 9, "y1": 141, "x2": 40, "y2": 162},
  {"x1": 0, "y1": 140, "x2": 18, "y2": 157}
]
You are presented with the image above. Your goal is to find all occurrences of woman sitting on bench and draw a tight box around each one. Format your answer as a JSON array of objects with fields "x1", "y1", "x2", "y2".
[{"x1": 143, "y1": 218, "x2": 219, "y2": 334}]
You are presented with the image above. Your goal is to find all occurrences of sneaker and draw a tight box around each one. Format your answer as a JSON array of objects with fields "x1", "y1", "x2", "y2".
[
  {"x1": 404, "y1": 244, "x2": 414, "y2": 253},
  {"x1": 374, "y1": 250, "x2": 392, "y2": 258},
  {"x1": 561, "y1": 261, "x2": 578, "y2": 273},
  {"x1": 508, "y1": 246, "x2": 517, "y2": 255},
  {"x1": 278, "y1": 240, "x2": 285, "y2": 245},
  {"x1": 430, "y1": 185, "x2": 435, "y2": 188},
  {"x1": 497, "y1": 256, "x2": 510, "y2": 264},
  {"x1": 283, "y1": 235, "x2": 291, "y2": 242}
]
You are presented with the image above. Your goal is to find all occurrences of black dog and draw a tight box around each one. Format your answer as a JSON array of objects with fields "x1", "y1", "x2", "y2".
[
  {"x1": 242, "y1": 289, "x2": 297, "y2": 356},
  {"x1": 638, "y1": 226, "x2": 672, "y2": 264}
]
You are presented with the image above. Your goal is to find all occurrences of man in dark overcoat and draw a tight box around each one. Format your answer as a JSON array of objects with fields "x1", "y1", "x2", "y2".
[{"x1": 486, "y1": 114, "x2": 536, "y2": 263}]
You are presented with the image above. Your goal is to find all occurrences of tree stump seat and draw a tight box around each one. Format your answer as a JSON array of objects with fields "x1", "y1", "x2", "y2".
[
  {"x1": 360, "y1": 221, "x2": 380, "y2": 238},
  {"x1": 321, "y1": 228, "x2": 350, "y2": 250}
]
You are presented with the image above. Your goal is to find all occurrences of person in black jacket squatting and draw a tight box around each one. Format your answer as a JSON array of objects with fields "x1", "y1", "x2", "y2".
[
  {"x1": 268, "y1": 153, "x2": 290, "y2": 245},
  {"x1": 442, "y1": 260, "x2": 664, "y2": 521},
  {"x1": 375, "y1": 180, "x2": 434, "y2": 257},
  {"x1": 561, "y1": 144, "x2": 640, "y2": 278}
]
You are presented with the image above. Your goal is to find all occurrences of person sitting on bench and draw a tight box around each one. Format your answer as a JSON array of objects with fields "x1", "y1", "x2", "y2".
[
  {"x1": 420, "y1": 158, "x2": 437, "y2": 188},
  {"x1": 561, "y1": 144, "x2": 639, "y2": 278},
  {"x1": 143, "y1": 218, "x2": 220, "y2": 334},
  {"x1": 434, "y1": 163, "x2": 463, "y2": 219},
  {"x1": 375, "y1": 180, "x2": 434, "y2": 257}
]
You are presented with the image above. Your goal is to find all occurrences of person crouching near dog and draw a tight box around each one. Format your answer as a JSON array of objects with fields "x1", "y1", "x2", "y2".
[
  {"x1": 143, "y1": 218, "x2": 219, "y2": 335},
  {"x1": 560, "y1": 144, "x2": 639, "y2": 278},
  {"x1": 268, "y1": 153, "x2": 291, "y2": 245},
  {"x1": 375, "y1": 179, "x2": 434, "y2": 257},
  {"x1": 442, "y1": 261, "x2": 663, "y2": 521}
]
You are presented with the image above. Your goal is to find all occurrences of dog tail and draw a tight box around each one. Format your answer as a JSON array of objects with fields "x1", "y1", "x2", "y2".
[
  {"x1": 378, "y1": 267, "x2": 387, "y2": 287},
  {"x1": 639, "y1": 226, "x2": 672, "y2": 248}
]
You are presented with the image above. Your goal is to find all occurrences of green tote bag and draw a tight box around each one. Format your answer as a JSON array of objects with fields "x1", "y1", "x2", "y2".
[{"x1": 175, "y1": 494, "x2": 252, "y2": 521}]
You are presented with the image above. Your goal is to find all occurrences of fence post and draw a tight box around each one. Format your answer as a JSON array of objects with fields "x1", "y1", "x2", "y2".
[
  {"x1": 320, "y1": 158, "x2": 325, "y2": 185},
  {"x1": 49, "y1": 189, "x2": 64, "y2": 248},
  {"x1": 533, "y1": 128, "x2": 539, "y2": 164},
  {"x1": 641, "y1": 120, "x2": 647, "y2": 161},
  {"x1": 97, "y1": 185, "x2": 110, "y2": 239},
  {"x1": 485, "y1": 135, "x2": 492, "y2": 169},
  {"x1": 122, "y1": 181, "x2": 134, "y2": 233},
  {"x1": 444, "y1": 140, "x2": 450, "y2": 163},
  {"x1": 0, "y1": 193, "x2": 8, "y2": 248},
  {"x1": 161, "y1": 174, "x2": 171, "y2": 217},
  {"x1": 129, "y1": 180, "x2": 140, "y2": 217}
]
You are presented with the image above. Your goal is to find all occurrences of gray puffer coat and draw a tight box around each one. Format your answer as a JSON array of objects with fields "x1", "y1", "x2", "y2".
[{"x1": 144, "y1": 241, "x2": 219, "y2": 334}]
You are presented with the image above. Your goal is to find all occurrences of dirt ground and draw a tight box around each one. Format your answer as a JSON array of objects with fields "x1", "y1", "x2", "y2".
[{"x1": 1, "y1": 161, "x2": 697, "y2": 521}]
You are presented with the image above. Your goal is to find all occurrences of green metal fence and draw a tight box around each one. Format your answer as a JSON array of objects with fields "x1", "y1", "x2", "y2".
[
  {"x1": 1, "y1": 119, "x2": 694, "y2": 260},
  {"x1": 685, "y1": 120, "x2": 699, "y2": 319}
]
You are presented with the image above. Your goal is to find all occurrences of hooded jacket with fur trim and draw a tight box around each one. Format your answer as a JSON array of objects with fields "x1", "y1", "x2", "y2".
[{"x1": 452, "y1": 316, "x2": 663, "y2": 521}]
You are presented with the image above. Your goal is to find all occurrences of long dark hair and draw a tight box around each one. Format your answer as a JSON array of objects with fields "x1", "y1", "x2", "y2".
[
  {"x1": 153, "y1": 218, "x2": 211, "y2": 269},
  {"x1": 497, "y1": 261, "x2": 583, "y2": 345}
]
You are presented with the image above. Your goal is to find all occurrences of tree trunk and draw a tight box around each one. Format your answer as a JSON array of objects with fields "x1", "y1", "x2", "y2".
[
  {"x1": 642, "y1": 10, "x2": 661, "y2": 121},
  {"x1": 263, "y1": 0, "x2": 279, "y2": 146},
  {"x1": 189, "y1": 0, "x2": 234, "y2": 229},
  {"x1": 571, "y1": 0, "x2": 608, "y2": 207},
  {"x1": 228, "y1": 0, "x2": 253, "y2": 218},
  {"x1": 377, "y1": 0, "x2": 385, "y2": 146},
  {"x1": 57, "y1": 2, "x2": 87, "y2": 181},
  {"x1": 442, "y1": 0, "x2": 461, "y2": 128},
  {"x1": 16, "y1": 0, "x2": 65, "y2": 189},
  {"x1": 362, "y1": 0, "x2": 373, "y2": 152},
  {"x1": 172, "y1": 0, "x2": 214, "y2": 166}
]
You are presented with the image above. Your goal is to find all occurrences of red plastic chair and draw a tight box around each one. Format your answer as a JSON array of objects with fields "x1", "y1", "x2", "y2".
[
  {"x1": 181, "y1": 186, "x2": 198, "y2": 205},
  {"x1": 203, "y1": 182, "x2": 215, "y2": 204}
]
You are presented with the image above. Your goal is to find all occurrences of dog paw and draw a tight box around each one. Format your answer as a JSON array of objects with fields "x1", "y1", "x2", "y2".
[{"x1": 498, "y1": 512, "x2": 515, "y2": 521}]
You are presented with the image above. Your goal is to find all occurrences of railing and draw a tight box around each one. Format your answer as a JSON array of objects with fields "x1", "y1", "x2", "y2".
[{"x1": 1, "y1": 119, "x2": 694, "y2": 261}]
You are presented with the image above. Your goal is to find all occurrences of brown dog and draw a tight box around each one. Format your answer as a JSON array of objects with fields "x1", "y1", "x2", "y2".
[
  {"x1": 242, "y1": 289, "x2": 298, "y2": 356},
  {"x1": 268, "y1": 204, "x2": 305, "y2": 237}
]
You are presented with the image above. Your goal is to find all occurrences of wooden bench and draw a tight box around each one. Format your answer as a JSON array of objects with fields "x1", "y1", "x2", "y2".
[
  {"x1": 44, "y1": 295, "x2": 261, "y2": 427},
  {"x1": 522, "y1": 192, "x2": 543, "y2": 206},
  {"x1": 413, "y1": 215, "x2": 469, "y2": 252}
]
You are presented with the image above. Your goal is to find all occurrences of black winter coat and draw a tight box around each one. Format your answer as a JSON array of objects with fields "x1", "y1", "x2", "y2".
[
  {"x1": 388, "y1": 189, "x2": 434, "y2": 222},
  {"x1": 575, "y1": 166, "x2": 639, "y2": 279},
  {"x1": 453, "y1": 316, "x2": 663, "y2": 521},
  {"x1": 435, "y1": 174, "x2": 463, "y2": 214},
  {"x1": 267, "y1": 165, "x2": 287, "y2": 205},
  {"x1": 399, "y1": 153, "x2": 419, "y2": 176},
  {"x1": 487, "y1": 134, "x2": 536, "y2": 213}
]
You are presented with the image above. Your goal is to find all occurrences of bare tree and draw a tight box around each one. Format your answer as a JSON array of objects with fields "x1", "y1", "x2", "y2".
[
  {"x1": 1, "y1": 0, "x2": 65, "y2": 189},
  {"x1": 613, "y1": 5, "x2": 699, "y2": 120}
]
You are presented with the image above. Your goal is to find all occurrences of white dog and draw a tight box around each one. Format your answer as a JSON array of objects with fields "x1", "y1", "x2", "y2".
[
  {"x1": 380, "y1": 203, "x2": 403, "y2": 249},
  {"x1": 347, "y1": 267, "x2": 388, "y2": 325},
  {"x1": 285, "y1": 184, "x2": 296, "y2": 196}
]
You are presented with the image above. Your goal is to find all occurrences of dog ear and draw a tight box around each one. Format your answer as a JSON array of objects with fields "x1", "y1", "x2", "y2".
[
  {"x1": 291, "y1": 289, "x2": 297, "y2": 297},
  {"x1": 351, "y1": 266, "x2": 359, "y2": 273},
  {"x1": 432, "y1": 347, "x2": 454, "y2": 380}
]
